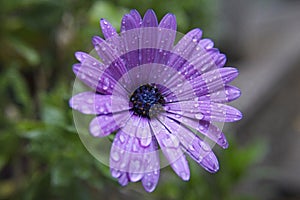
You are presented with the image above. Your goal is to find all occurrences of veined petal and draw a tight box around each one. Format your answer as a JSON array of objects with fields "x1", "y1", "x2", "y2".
[
  {"x1": 89, "y1": 112, "x2": 130, "y2": 137},
  {"x1": 199, "y1": 38, "x2": 214, "y2": 50},
  {"x1": 157, "y1": 115, "x2": 219, "y2": 173},
  {"x1": 69, "y1": 92, "x2": 129, "y2": 115},
  {"x1": 150, "y1": 119, "x2": 190, "y2": 181},
  {"x1": 110, "y1": 130, "x2": 159, "y2": 182},
  {"x1": 117, "y1": 172, "x2": 129, "y2": 186},
  {"x1": 154, "y1": 14, "x2": 177, "y2": 64},
  {"x1": 121, "y1": 14, "x2": 139, "y2": 32},
  {"x1": 163, "y1": 112, "x2": 228, "y2": 148},
  {"x1": 194, "y1": 67, "x2": 238, "y2": 93},
  {"x1": 171, "y1": 28, "x2": 203, "y2": 60},
  {"x1": 74, "y1": 51, "x2": 105, "y2": 71},
  {"x1": 185, "y1": 137, "x2": 219, "y2": 173},
  {"x1": 167, "y1": 100, "x2": 242, "y2": 122},
  {"x1": 164, "y1": 28, "x2": 203, "y2": 83},
  {"x1": 199, "y1": 102, "x2": 243, "y2": 122},
  {"x1": 198, "y1": 85, "x2": 241, "y2": 103},
  {"x1": 73, "y1": 52, "x2": 127, "y2": 96},
  {"x1": 100, "y1": 18, "x2": 117, "y2": 39},
  {"x1": 142, "y1": 9, "x2": 158, "y2": 27},
  {"x1": 129, "y1": 9, "x2": 142, "y2": 27},
  {"x1": 159, "y1": 13, "x2": 176, "y2": 30},
  {"x1": 121, "y1": 115, "x2": 153, "y2": 147},
  {"x1": 142, "y1": 170, "x2": 160, "y2": 192}
]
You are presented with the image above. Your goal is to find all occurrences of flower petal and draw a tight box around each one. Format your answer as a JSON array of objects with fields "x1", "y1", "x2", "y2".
[
  {"x1": 198, "y1": 85, "x2": 241, "y2": 103},
  {"x1": 194, "y1": 67, "x2": 238, "y2": 94},
  {"x1": 129, "y1": 9, "x2": 142, "y2": 27},
  {"x1": 171, "y1": 28, "x2": 203, "y2": 60},
  {"x1": 150, "y1": 119, "x2": 190, "y2": 181},
  {"x1": 89, "y1": 112, "x2": 130, "y2": 137},
  {"x1": 70, "y1": 92, "x2": 129, "y2": 115},
  {"x1": 117, "y1": 172, "x2": 129, "y2": 186},
  {"x1": 73, "y1": 52, "x2": 128, "y2": 95},
  {"x1": 199, "y1": 102, "x2": 243, "y2": 122},
  {"x1": 100, "y1": 18, "x2": 117, "y2": 39},
  {"x1": 121, "y1": 115, "x2": 153, "y2": 147},
  {"x1": 159, "y1": 13, "x2": 177, "y2": 30},
  {"x1": 185, "y1": 137, "x2": 219, "y2": 173},
  {"x1": 142, "y1": 170, "x2": 160, "y2": 192},
  {"x1": 189, "y1": 48, "x2": 226, "y2": 75},
  {"x1": 121, "y1": 14, "x2": 139, "y2": 32},
  {"x1": 199, "y1": 38, "x2": 214, "y2": 49},
  {"x1": 167, "y1": 100, "x2": 242, "y2": 122},
  {"x1": 163, "y1": 112, "x2": 228, "y2": 148},
  {"x1": 157, "y1": 115, "x2": 219, "y2": 172},
  {"x1": 110, "y1": 130, "x2": 159, "y2": 182},
  {"x1": 74, "y1": 51, "x2": 105, "y2": 72},
  {"x1": 142, "y1": 9, "x2": 158, "y2": 27}
]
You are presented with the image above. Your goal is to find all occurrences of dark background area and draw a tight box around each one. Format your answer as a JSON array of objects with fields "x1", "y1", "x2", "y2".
[{"x1": 1, "y1": 0, "x2": 300, "y2": 199}]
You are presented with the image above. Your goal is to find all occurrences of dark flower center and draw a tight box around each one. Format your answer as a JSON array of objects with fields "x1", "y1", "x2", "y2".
[{"x1": 130, "y1": 84, "x2": 165, "y2": 118}]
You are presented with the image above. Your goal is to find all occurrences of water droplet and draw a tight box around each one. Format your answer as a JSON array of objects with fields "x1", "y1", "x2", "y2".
[
  {"x1": 119, "y1": 134, "x2": 125, "y2": 143},
  {"x1": 194, "y1": 114, "x2": 203, "y2": 119},
  {"x1": 80, "y1": 74, "x2": 86, "y2": 80},
  {"x1": 132, "y1": 143, "x2": 138, "y2": 152},
  {"x1": 180, "y1": 172, "x2": 189, "y2": 180},
  {"x1": 189, "y1": 144, "x2": 195, "y2": 151},
  {"x1": 111, "y1": 151, "x2": 120, "y2": 161},
  {"x1": 140, "y1": 137, "x2": 151, "y2": 147},
  {"x1": 87, "y1": 98, "x2": 93, "y2": 104},
  {"x1": 103, "y1": 85, "x2": 108, "y2": 90},
  {"x1": 198, "y1": 125, "x2": 204, "y2": 131},
  {"x1": 120, "y1": 162, "x2": 126, "y2": 169},
  {"x1": 202, "y1": 143, "x2": 211, "y2": 152},
  {"x1": 130, "y1": 159, "x2": 141, "y2": 172},
  {"x1": 111, "y1": 169, "x2": 120, "y2": 178}
]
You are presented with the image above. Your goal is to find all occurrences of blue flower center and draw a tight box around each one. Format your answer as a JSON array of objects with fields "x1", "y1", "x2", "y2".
[{"x1": 130, "y1": 84, "x2": 165, "y2": 118}]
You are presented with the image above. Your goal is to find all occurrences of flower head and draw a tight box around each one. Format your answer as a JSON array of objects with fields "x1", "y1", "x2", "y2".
[{"x1": 70, "y1": 9, "x2": 242, "y2": 192}]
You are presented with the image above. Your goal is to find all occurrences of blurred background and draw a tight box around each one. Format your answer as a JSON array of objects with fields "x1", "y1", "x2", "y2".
[{"x1": 1, "y1": 0, "x2": 300, "y2": 199}]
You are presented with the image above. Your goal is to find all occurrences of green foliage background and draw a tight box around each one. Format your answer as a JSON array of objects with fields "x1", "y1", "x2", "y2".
[{"x1": 0, "y1": 0, "x2": 264, "y2": 199}]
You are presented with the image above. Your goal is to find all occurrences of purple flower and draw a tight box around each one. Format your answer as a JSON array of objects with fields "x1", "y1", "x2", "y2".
[{"x1": 70, "y1": 9, "x2": 242, "y2": 192}]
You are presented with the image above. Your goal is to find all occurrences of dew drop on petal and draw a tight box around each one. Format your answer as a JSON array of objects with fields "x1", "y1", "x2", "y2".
[
  {"x1": 194, "y1": 114, "x2": 203, "y2": 119},
  {"x1": 90, "y1": 124, "x2": 100, "y2": 134},
  {"x1": 111, "y1": 151, "x2": 120, "y2": 161},
  {"x1": 111, "y1": 169, "x2": 120, "y2": 178},
  {"x1": 87, "y1": 98, "x2": 93, "y2": 104},
  {"x1": 119, "y1": 134, "x2": 125, "y2": 143},
  {"x1": 201, "y1": 143, "x2": 211, "y2": 152},
  {"x1": 180, "y1": 172, "x2": 189, "y2": 181},
  {"x1": 189, "y1": 144, "x2": 195, "y2": 151}
]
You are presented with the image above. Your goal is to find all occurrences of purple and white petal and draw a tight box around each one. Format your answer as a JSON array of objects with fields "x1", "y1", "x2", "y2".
[
  {"x1": 142, "y1": 9, "x2": 158, "y2": 27},
  {"x1": 198, "y1": 85, "x2": 241, "y2": 103},
  {"x1": 70, "y1": 92, "x2": 129, "y2": 115},
  {"x1": 142, "y1": 169, "x2": 160, "y2": 192},
  {"x1": 89, "y1": 112, "x2": 131, "y2": 137},
  {"x1": 121, "y1": 115, "x2": 153, "y2": 147},
  {"x1": 161, "y1": 112, "x2": 228, "y2": 148},
  {"x1": 157, "y1": 115, "x2": 219, "y2": 173},
  {"x1": 129, "y1": 9, "x2": 142, "y2": 27},
  {"x1": 150, "y1": 119, "x2": 190, "y2": 181},
  {"x1": 100, "y1": 18, "x2": 117, "y2": 39},
  {"x1": 110, "y1": 130, "x2": 159, "y2": 183},
  {"x1": 168, "y1": 67, "x2": 238, "y2": 101},
  {"x1": 166, "y1": 99, "x2": 242, "y2": 122}
]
